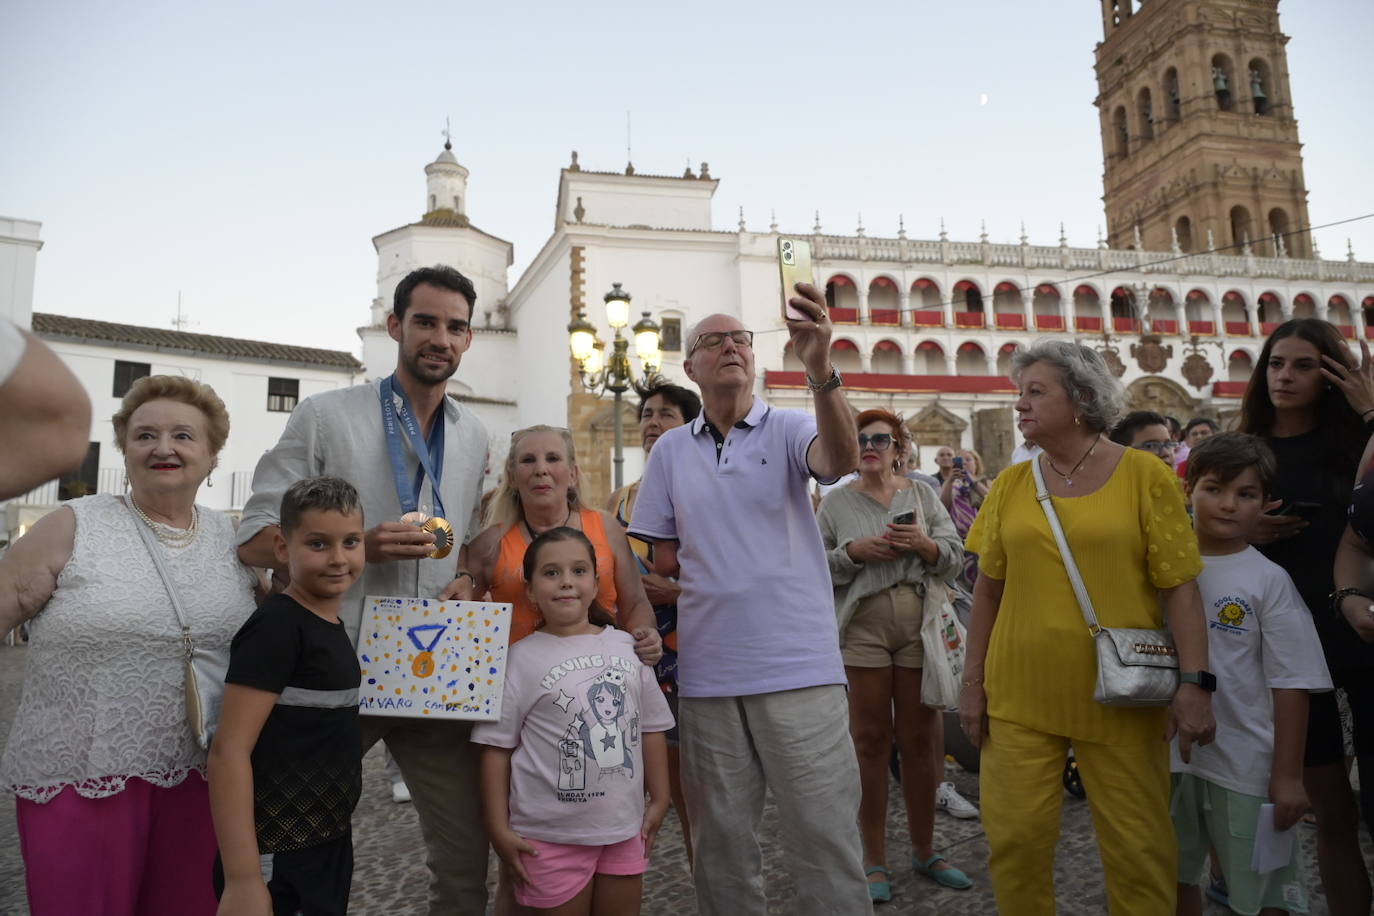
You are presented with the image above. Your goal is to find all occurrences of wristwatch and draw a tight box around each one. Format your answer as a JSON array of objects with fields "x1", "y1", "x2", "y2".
[
  {"x1": 806, "y1": 366, "x2": 843, "y2": 393},
  {"x1": 1179, "y1": 670, "x2": 1217, "y2": 692}
]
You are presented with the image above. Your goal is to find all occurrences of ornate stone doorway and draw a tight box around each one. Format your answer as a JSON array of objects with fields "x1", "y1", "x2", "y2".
[
  {"x1": 1126, "y1": 376, "x2": 1197, "y2": 420},
  {"x1": 906, "y1": 403, "x2": 968, "y2": 464}
]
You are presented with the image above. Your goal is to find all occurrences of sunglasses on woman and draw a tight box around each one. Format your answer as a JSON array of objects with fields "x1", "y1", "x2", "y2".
[{"x1": 858, "y1": 433, "x2": 893, "y2": 450}]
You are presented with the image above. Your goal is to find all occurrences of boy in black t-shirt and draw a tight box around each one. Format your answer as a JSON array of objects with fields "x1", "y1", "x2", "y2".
[{"x1": 209, "y1": 477, "x2": 366, "y2": 916}]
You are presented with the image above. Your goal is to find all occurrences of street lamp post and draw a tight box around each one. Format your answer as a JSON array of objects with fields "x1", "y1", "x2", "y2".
[{"x1": 568, "y1": 282, "x2": 662, "y2": 491}]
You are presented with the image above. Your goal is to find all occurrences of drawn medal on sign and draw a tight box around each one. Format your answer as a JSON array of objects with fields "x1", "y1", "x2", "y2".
[{"x1": 407, "y1": 623, "x2": 448, "y2": 678}]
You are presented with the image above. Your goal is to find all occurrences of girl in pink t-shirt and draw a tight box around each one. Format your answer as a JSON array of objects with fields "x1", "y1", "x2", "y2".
[{"x1": 475, "y1": 527, "x2": 673, "y2": 914}]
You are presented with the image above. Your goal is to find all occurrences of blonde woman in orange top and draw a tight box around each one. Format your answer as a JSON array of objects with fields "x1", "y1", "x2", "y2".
[{"x1": 466, "y1": 425, "x2": 660, "y2": 657}]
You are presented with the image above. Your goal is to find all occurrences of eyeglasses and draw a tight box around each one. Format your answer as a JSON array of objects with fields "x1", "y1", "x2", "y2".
[
  {"x1": 858, "y1": 433, "x2": 894, "y2": 450},
  {"x1": 688, "y1": 330, "x2": 754, "y2": 356},
  {"x1": 1135, "y1": 440, "x2": 1177, "y2": 455}
]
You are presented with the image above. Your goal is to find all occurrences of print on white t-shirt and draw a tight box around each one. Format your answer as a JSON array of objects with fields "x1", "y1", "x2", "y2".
[
  {"x1": 1172, "y1": 547, "x2": 1332, "y2": 798},
  {"x1": 549, "y1": 658, "x2": 640, "y2": 792}
]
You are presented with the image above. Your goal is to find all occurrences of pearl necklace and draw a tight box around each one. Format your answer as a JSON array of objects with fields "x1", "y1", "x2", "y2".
[{"x1": 128, "y1": 493, "x2": 199, "y2": 548}]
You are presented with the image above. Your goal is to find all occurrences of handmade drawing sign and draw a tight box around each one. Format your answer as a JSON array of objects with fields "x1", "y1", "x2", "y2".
[{"x1": 358, "y1": 597, "x2": 513, "y2": 721}]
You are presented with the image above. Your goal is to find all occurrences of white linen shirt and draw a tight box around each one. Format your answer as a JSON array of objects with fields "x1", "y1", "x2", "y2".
[{"x1": 237, "y1": 379, "x2": 488, "y2": 644}]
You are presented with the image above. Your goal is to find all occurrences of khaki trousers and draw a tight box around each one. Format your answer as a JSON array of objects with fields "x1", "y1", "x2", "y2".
[
  {"x1": 981, "y1": 716, "x2": 1175, "y2": 915},
  {"x1": 679, "y1": 685, "x2": 871, "y2": 916},
  {"x1": 361, "y1": 716, "x2": 489, "y2": 915}
]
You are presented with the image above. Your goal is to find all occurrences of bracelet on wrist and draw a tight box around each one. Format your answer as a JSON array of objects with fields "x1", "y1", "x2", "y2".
[
  {"x1": 454, "y1": 570, "x2": 475, "y2": 585},
  {"x1": 1332, "y1": 587, "x2": 1372, "y2": 614}
]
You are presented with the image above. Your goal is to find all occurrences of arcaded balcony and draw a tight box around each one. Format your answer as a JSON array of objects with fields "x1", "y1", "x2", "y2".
[{"x1": 810, "y1": 268, "x2": 1372, "y2": 345}]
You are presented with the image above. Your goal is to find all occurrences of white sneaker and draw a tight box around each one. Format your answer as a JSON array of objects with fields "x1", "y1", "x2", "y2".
[
  {"x1": 936, "y1": 781, "x2": 978, "y2": 819},
  {"x1": 391, "y1": 780, "x2": 412, "y2": 804}
]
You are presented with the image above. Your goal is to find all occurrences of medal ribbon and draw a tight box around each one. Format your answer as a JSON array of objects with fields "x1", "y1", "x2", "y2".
[{"x1": 379, "y1": 374, "x2": 447, "y2": 521}]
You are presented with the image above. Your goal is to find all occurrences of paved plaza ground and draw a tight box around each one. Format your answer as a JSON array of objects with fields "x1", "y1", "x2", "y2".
[{"x1": 0, "y1": 644, "x2": 1355, "y2": 914}]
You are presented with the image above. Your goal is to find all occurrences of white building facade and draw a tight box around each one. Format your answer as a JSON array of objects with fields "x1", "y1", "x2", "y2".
[
  {"x1": 358, "y1": 149, "x2": 1374, "y2": 499},
  {"x1": 0, "y1": 219, "x2": 362, "y2": 544}
]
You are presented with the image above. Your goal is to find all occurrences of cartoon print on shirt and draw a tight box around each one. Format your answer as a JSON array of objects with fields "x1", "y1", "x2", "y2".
[
  {"x1": 548, "y1": 655, "x2": 641, "y2": 796},
  {"x1": 579, "y1": 671, "x2": 633, "y2": 775},
  {"x1": 1209, "y1": 594, "x2": 1254, "y2": 632}
]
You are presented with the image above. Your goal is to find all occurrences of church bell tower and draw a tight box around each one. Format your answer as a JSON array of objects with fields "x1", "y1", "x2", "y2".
[{"x1": 1095, "y1": 0, "x2": 1311, "y2": 258}]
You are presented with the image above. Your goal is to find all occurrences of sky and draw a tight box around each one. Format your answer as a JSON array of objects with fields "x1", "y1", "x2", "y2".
[{"x1": 3, "y1": 0, "x2": 1372, "y2": 356}]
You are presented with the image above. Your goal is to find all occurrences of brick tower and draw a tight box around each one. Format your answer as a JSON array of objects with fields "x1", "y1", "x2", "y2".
[{"x1": 1095, "y1": 0, "x2": 1311, "y2": 258}]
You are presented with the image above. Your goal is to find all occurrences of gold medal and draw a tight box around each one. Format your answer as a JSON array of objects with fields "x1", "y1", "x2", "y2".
[
  {"x1": 412, "y1": 651, "x2": 437, "y2": 678},
  {"x1": 423, "y1": 516, "x2": 455, "y2": 560}
]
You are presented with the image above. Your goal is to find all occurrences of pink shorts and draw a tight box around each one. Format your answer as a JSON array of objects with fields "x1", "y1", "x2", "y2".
[{"x1": 513, "y1": 834, "x2": 647, "y2": 909}]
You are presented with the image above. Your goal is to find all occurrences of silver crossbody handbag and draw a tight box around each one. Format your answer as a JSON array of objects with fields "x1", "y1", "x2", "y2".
[
  {"x1": 127, "y1": 500, "x2": 230, "y2": 749},
  {"x1": 1031, "y1": 457, "x2": 1179, "y2": 707}
]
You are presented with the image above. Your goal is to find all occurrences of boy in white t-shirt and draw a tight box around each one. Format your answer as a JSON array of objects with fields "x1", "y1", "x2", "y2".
[{"x1": 1175, "y1": 433, "x2": 1332, "y2": 916}]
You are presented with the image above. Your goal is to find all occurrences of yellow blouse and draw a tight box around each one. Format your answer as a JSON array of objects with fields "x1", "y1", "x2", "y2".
[{"x1": 965, "y1": 448, "x2": 1202, "y2": 745}]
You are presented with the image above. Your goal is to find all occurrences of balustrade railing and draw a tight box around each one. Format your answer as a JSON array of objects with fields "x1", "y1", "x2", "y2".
[{"x1": 796, "y1": 232, "x2": 1372, "y2": 285}]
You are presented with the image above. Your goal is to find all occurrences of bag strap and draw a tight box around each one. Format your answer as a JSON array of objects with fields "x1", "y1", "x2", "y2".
[
  {"x1": 124, "y1": 498, "x2": 195, "y2": 645},
  {"x1": 1030, "y1": 457, "x2": 1101, "y2": 635}
]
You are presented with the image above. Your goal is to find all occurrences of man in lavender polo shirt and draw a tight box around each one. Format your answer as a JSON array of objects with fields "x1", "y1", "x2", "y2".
[{"x1": 629, "y1": 284, "x2": 869, "y2": 915}]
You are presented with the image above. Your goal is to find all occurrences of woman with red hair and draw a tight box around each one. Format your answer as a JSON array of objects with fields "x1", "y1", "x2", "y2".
[{"x1": 817, "y1": 408, "x2": 970, "y2": 902}]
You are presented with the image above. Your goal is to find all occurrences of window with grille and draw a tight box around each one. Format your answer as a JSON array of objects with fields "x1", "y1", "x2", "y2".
[
  {"x1": 112, "y1": 360, "x2": 151, "y2": 397},
  {"x1": 659, "y1": 318, "x2": 682, "y2": 352},
  {"x1": 267, "y1": 377, "x2": 299, "y2": 413},
  {"x1": 59, "y1": 443, "x2": 100, "y2": 501}
]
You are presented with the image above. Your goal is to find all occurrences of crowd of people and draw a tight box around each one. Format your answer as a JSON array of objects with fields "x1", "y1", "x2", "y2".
[{"x1": 1, "y1": 264, "x2": 1373, "y2": 916}]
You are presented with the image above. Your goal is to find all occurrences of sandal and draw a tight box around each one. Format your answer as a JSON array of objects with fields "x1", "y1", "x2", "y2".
[
  {"x1": 865, "y1": 866, "x2": 892, "y2": 903},
  {"x1": 913, "y1": 854, "x2": 972, "y2": 890}
]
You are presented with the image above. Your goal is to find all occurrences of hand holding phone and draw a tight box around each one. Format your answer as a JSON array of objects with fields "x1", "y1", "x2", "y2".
[
  {"x1": 1252, "y1": 500, "x2": 1310, "y2": 544},
  {"x1": 886, "y1": 509, "x2": 924, "y2": 553}
]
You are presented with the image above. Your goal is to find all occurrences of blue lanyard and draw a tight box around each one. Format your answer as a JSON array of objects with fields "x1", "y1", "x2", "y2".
[{"x1": 379, "y1": 375, "x2": 447, "y2": 520}]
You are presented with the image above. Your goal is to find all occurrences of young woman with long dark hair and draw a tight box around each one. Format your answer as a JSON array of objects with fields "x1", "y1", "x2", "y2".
[{"x1": 1239, "y1": 318, "x2": 1374, "y2": 916}]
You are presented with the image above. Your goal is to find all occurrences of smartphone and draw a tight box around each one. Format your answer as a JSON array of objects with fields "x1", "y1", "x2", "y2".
[
  {"x1": 892, "y1": 511, "x2": 916, "y2": 526},
  {"x1": 777, "y1": 237, "x2": 814, "y2": 321},
  {"x1": 952, "y1": 456, "x2": 964, "y2": 470},
  {"x1": 1275, "y1": 500, "x2": 1322, "y2": 520}
]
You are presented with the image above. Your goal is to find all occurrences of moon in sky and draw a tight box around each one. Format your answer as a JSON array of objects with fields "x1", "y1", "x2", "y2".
[{"x1": 979, "y1": 93, "x2": 989, "y2": 106}]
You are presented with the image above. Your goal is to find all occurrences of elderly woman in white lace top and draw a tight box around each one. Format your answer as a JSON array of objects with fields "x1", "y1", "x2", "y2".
[{"x1": 0, "y1": 376, "x2": 257, "y2": 916}]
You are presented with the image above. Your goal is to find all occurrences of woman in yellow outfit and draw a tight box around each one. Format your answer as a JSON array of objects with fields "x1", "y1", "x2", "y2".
[{"x1": 959, "y1": 340, "x2": 1216, "y2": 914}]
